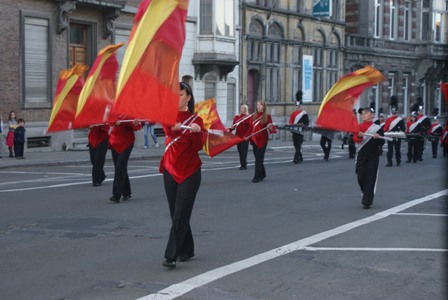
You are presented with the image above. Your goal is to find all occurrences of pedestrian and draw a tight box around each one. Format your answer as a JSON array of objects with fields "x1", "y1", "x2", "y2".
[
  {"x1": 415, "y1": 101, "x2": 431, "y2": 161},
  {"x1": 159, "y1": 82, "x2": 206, "y2": 269},
  {"x1": 383, "y1": 96, "x2": 406, "y2": 166},
  {"x1": 88, "y1": 124, "x2": 109, "y2": 186},
  {"x1": 230, "y1": 104, "x2": 252, "y2": 170},
  {"x1": 108, "y1": 119, "x2": 141, "y2": 203},
  {"x1": 6, "y1": 111, "x2": 17, "y2": 158},
  {"x1": 143, "y1": 121, "x2": 159, "y2": 148},
  {"x1": 289, "y1": 90, "x2": 309, "y2": 163},
  {"x1": 14, "y1": 118, "x2": 26, "y2": 159},
  {"x1": 428, "y1": 115, "x2": 443, "y2": 158},
  {"x1": 353, "y1": 107, "x2": 385, "y2": 209},
  {"x1": 0, "y1": 115, "x2": 4, "y2": 158},
  {"x1": 250, "y1": 100, "x2": 276, "y2": 183},
  {"x1": 441, "y1": 120, "x2": 448, "y2": 158},
  {"x1": 319, "y1": 129, "x2": 334, "y2": 161},
  {"x1": 406, "y1": 112, "x2": 422, "y2": 163}
]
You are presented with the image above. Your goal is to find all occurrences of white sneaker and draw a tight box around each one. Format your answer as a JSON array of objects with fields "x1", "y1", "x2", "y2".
[
  {"x1": 143, "y1": 146, "x2": 148, "y2": 149},
  {"x1": 155, "y1": 143, "x2": 159, "y2": 147}
]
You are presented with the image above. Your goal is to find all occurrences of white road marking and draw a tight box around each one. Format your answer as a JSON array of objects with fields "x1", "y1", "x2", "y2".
[
  {"x1": 136, "y1": 190, "x2": 447, "y2": 300},
  {"x1": 394, "y1": 213, "x2": 448, "y2": 217},
  {"x1": 303, "y1": 247, "x2": 447, "y2": 252}
]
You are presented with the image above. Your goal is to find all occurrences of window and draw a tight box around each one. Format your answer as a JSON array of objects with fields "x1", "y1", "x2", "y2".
[
  {"x1": 402, "y1": 75, "x2": 409, "y2": 114},
  {"x1": 265, "y1": 23, "x2": 282, "y2": 102},
  {"x1": 326, "y1": 49, "x2": 338, "y2": 92},
  {"x1": 265, "y1": 68, "x2": 279, "y2": 102},
  {"x1": 216, "y1": 0, "x2": 234, "y2": 37},
  {"x1": 433, "y1": 1, "x2": 447, "y2": 43},
  {"x1": 402, "y1": 2, "x2": 411, "y2": 40},
  {"x1": 389, "y1": 0, "x2": 397, "y2": 39},
  {"x1": 200, "y1": 0, "x2": 213, "y2": 35},
  {"x1": 248, "y1": 20, "x2": 263, "y2": 62},
  {"x1": 388, "y1": 74, "x2": 395, "y2": 99},
  {"x1": 313, "y1": 47, "x2": 323, "y2": 102},
  {"x1": 374, "y1": 0, "x2": 382, "y2": 38},
  {"x1": 22, "y1": 13, "x2": 51, "y2": 108},
  {"x1": 331, "y1": 0, "x2": 340, "y2": 21},
  {"x1": 227, "y1": 78, "x2": 236, "y2": 122},
  {"x1": 292, "y1": 45, "x2": 302, "y2": 100}
]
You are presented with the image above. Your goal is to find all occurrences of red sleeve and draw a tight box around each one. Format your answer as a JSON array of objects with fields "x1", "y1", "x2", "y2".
[
  {"x1": 191, "y1": 117, "x2": 206, "y2": 152},
  {"x1": 267, "y1": 115, "x2": 276, "y2": 134}
]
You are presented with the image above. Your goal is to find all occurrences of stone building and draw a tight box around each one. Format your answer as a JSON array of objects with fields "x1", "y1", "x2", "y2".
[{"x1": 345, "y1": 0, "x2": 448, "y2": 118}]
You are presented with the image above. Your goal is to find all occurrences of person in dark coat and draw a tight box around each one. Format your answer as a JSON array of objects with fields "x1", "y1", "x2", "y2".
[
  {"x1": 289, "y1": 90, "x2": 309, "y2": 163},
  {"x1": 383, "y1": 96, "x2": 406, "y2": 166},
  {"x1": 14, "y1": 118, "x2": 26, "y2": 159}
]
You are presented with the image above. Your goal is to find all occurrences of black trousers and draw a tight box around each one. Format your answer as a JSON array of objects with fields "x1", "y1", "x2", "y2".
[
  {"x1": 292, "y1": 133, "x2": 304, "y2": 162},
  {"x1": 237, "y1": 140, "x2": 249, "y2": 168},
  {"x1": 320, "y1": 136, "x2": 332, "y2": 160},
  {"x1": 14, "y1": 142, "x2": 24, "y2": 157},
  {"x1": 348, "y1": 144, "x2": 356, "y2": 158},
  {"x1": 356, "y1": 156, "x2": 379, "y2": 206},
  {"x1": 431, "y1": 140, "x2": 438, "y2": 158},
  {"x1": 407, "y1": 139, "x2": 419, "y2": 162},
  {"x1": 111, "y1": 144, "x2": 133, "y2": 199},
  {"x1": 386, "y1": 139, "x2": 401, "y2": 164},
  {"x1": 89, "y1": 139, "x2": 108, "y2": 185},
  {"x1": 163, "y1": 169, "x2": 201, "y2": 261},
  {"x1": 252, "y1": 143, "x2": 267, "y2": 180},
  {"x1": 416, "y1": 139, "x2": 424, "y2": 160}
]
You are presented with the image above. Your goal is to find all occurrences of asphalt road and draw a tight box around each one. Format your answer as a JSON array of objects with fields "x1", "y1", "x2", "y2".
[{"x1": 0, "y1": 145, "x2": 446, "y2": 300}]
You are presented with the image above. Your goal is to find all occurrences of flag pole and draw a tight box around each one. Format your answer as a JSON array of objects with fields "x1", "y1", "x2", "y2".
[{"x1": 244, "y1": 124, "x2": 274, "y2": 141}]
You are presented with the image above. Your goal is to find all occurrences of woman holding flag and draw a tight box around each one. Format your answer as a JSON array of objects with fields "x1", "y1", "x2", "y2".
[
  {"x1": 230, "y1": 104, "x2": 252, "y2": 170},
  {"x1": 249, "y1": 100, "x2": 276, "y2": 183},
  {"x1": 159, "y1": 82, "x2": 206, "y2": 269}
]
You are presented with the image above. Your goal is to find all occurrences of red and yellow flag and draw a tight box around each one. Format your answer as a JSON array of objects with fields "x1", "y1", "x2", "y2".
[
  {"x1": 73, "y1": 43, "x2": 124, "y2": 128},
  {"x1": 195, "y1": 99, "x2": 243, "y2": 158},
  {"x1": 47, "y1": 64, "x2": 88, "y2": 132},
  {"x1": 112, "y1": 0, "x2": 189, "y2": 126},
  {"x1": 441, "y1": 82, "x2": 448, "y2": 105},
  {"x1": 316, "y1": 66, "x2": 385, "y2": 133}
]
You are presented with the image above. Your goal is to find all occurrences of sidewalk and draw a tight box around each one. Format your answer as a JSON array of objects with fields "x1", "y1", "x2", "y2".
[{"x1": 0, "y1": 135, "x2": 324, "y2": 170}]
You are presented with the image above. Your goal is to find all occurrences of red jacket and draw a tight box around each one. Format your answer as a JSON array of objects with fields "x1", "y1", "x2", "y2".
[
  {"x1": 88, "y1": 125, "x2": 109, "y2": 148},
  {"x1": 250, "y1": 112, "x2": 276, "y2": 148},
  {"x1": 109, "y1": 122, "x2": 141, "y2": 153},
  {"x1": 159, "y1": 111, "x2": 206, "y2": 184},
  {"x1": 232, "y1": 114, "x2": 252, "y2": 138}
]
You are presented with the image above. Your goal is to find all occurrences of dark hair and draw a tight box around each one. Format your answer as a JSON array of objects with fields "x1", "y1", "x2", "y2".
[
  {"x1": 17, "y1": 118, "x2": 25, "y2": 124},
  {"x1": 8, "y1": 111, "x2": 16, "y2": 121},
  {"x1": 180, "y1": 82, "x2": 195, "y2": 113}
]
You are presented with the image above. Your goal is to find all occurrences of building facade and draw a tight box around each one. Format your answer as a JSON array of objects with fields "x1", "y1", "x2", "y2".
[{"x1": 345, "y1": 0, "x2": 448, "y2": 117}]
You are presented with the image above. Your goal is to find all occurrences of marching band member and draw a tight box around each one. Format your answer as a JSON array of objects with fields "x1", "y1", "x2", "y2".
[
  {"x1": 88, "y1": 124, "x2": 109, "y2": 186},
  {"x1": 442, "y1": 120, "x2": 448, "y2": 158},
  {"x1": 353, "y1": 107, "x2": 385, "y2": 209},
  {"x1": 250, "y1": 100, "x2": 276, "y2": 183},
  {"x1": 108, "y1": 119, "x2": 141, "y2": 203},
  {"x1": 415, "y1": 101, "x2": 431, "y2": 161},
  {"x1": 230, "y1": 104, "x2": 252, "y2": 170},
  {"x1": 428, "y1": 114, "x2": 443, "y2": 158},
  {"x1": 383, "y1": 96, "x2": 406, "y2": 166},
  {"x1": 406, "y1": 112, "x2": 423, "y2": 163},
  {"x1": 159, "y1": 82, "x2": 206, "y2": 269},
  {"x1": 289, "y1": 90, "x2": 309, "y2": 163},
  {"x1": 319, "y1": 129, "x2": 334, "y2": 161}
]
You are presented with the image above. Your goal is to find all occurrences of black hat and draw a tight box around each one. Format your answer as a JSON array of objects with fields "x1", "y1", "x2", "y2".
[
  {"x1": 390, "y1": 95, "x2": 398, "y2": 114},
  {"x1": 295, "y1": 90, "x2": 303, "y2": 106},
  {"x1": 433, "y1": 108, "x2": 439, "y2": 117},
  {"x1": 410, "y1": 102, "x2": 420, "y2": 114}
]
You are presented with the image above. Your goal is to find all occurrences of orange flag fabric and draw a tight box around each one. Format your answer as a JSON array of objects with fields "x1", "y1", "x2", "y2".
[
  {"x1": 73, "y1": 43, "x2": 124, "y2": 128},
  {"x1": 441, "y1": 82, "x2": 448, "y2": 105},
  {"x1": 112, "y1": 0, "x2": 189, "y2": 126},
  {"x1": 316, "y1": 66, "x2": 385, "y2": 133},
  {"x1": 47, "y1": 64, "x2": 88, "y2": 132},
  {"x1": 194, "y1": 99, "x2": 243, "y2": 158}
]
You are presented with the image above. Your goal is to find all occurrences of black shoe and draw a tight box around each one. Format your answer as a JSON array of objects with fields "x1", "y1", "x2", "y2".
[
  {"x1": 109, "y1": 196, "x2": 120, "y2": 203},
  {"x1": 122, "y1": 195, "x2": 131, "y2": 201},
  {"x1": 179, "y1": 253, "x2": 194, "y2": 262},
  {"x1": 405, "y1": 160, "x2": 411, "y2": 163},
  {"x1": 239, "y1": 166, "x2": 247, "y2": 170},
  {"x1": 386, "y1": 163, "x2": 392, "y2": 167},
  {"x1": 293, "y1": 160, "x2": 298, "y2": 164},
  {"x1": 93, "y1": 182, "x2": 101, "y2": 187},
  {"x1": 362, "y1": 205, "x2": 371, "y2": 209},
  {"x1": 252, "y1": 178, "x2": 260, "y2": 183},
  {"x1": 396, "y1": 161, "x2": 400, "y2": 166},
  {"x1": 162, "y1": 259, "x2": 176, "y2": 269}
]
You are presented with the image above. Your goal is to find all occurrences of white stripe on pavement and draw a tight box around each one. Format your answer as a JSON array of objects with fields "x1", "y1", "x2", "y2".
[
  {"x1": 136, "y1": 190, "x2": 447, "y2": 300},
  {"x1": 304, "y1": 247, "x2": 447, "y2": 252}
]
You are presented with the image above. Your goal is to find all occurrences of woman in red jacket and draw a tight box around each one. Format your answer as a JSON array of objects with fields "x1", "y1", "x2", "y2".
[
  {"x1": 88, "y1": 124, "x2": 109, "y2": 186},
  {"x1": 250, "y1": 100, "x2": 276, "y2": 183},
  {"x1": 108, "y1": 119, "x2": 141, "y2": 203},
  {"x1": 159, "y1": 82, "x2": 206, "y2": 269}
]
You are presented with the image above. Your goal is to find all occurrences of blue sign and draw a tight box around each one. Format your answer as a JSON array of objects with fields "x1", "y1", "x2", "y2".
[
  {"x1": 302, "y1": 55, "x2": 313, "y2": 102},
  {"x1": 313, "y1": 0, "x2": 332, "y2": 17}
]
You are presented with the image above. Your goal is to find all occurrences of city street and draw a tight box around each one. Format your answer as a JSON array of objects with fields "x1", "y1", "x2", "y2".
[{"x1": 0, "y1": 144, "x2": 446, "y2": 300}]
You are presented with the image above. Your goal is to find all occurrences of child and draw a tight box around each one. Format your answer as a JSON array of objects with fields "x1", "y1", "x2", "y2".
[
  {"x1": 6, "y1": 111, "x2": 17, "y2": 157},
  {"x1": 14, "y1": 118, "x2": 26, "y2": 159}
]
